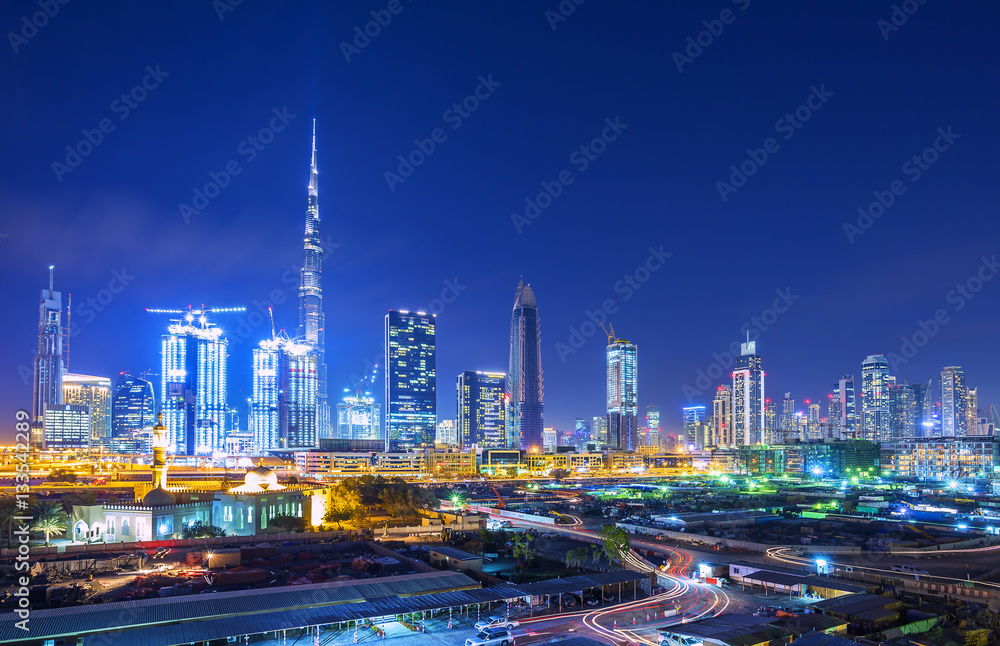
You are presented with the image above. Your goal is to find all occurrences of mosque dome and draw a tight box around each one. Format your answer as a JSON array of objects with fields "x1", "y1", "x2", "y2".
[
  {"x1": 244, "y1": 465, "x2": 279, "y2": 490},
  {"x1": 142, "y1": 485, "x2": 176, "y2": 506}
]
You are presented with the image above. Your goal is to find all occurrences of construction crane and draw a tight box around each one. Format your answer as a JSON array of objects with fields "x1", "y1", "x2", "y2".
[
  {"x1": 598, "y1": 322, "x2": 617, "y2": 344},
  {"x1": 147, "y1": 305, "x2": 246, "y2": 329},
  {"x1": 489, "y1": 483, "x2": 507, "y2": 509}
]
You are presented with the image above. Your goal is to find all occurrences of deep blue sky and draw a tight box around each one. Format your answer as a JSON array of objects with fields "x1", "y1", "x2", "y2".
[{"x1": 3, "y1": 1, "x2": 999, "y2": 441}]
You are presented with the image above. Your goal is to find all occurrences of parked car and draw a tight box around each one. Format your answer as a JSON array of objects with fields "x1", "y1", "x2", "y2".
[
  {"x1": 475, "y1": 616, "x2": 520, "y2": 632},
  {"x1": 466, "y1": 630, "x2": 513, "y2": 646},
  {"x1": 891, "y1": 565, "x2": 929, "y2": 575}
]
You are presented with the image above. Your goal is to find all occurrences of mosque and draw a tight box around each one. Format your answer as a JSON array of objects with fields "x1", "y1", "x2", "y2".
[{"x1": 69, "y1": 415, "x2": 330, "y2": 543}]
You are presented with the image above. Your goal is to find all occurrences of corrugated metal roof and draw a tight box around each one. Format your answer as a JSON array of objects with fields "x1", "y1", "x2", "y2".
[
  {"x1": 81, "y1": 585, "x2": 526, "y2": 646},
  {"x1": 0, "y1": 570, "x2": 478, "y2": 644},
  {"x1": 513, "y1": 570, "x2": 648, "y2": 596}
]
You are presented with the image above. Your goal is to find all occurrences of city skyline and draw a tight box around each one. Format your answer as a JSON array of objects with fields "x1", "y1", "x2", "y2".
[{"x1": 3, "y1": 3, "x2": 1000, "y2": 442}]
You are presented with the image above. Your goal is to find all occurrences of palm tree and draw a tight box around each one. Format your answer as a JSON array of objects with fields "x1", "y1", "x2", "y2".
[
  {"x1": 31, "y1": 501, "x2": 67, "y2": 546},
  {"x1": 0, "y1": 499, "x2": 20, "y2": 548}
]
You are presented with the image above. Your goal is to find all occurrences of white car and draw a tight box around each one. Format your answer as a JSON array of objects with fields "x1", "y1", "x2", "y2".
[
  {"x1": 475, "y1": 616, "x2": 520, "y2": 632},
  {"x1": 466, "y1": 630, "x2": 513, "y2": 646},
  {"x1": 891, "y1": 565, "x2": 929, "y2": 575}
]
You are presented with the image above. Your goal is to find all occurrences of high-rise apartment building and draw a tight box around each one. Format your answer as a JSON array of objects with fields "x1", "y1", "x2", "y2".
[
  {"x1": 593, "y1": 415, "x2": 608, "y2": 445},
  {"x1": 160, "y1": 312, "x2": 229, "y2": 455},
  {"x1": 297, "y1": 122, "x2": 330, "y2": 438},
  {"x1": 32, "y1": 268, "x2": 64, "y2": 434},
  {"x1": 940, "y1": 366, "x2": 967, "y2": 437},
  {"x1": 435, "y1": 419, "x2": 458, "y2": 446},
  {"x1": 507, "y1": 280, "x2": 544, "y2": 451},
  {"x1": 967, "y1": 387, "x2": 979, "y2": 437},
  {"x1": 889, "y1": 382, "x2": 919, "y2": 440},
  {"x1": 682, "y1": 405, "x2": 705, "y2": 450},
  {"x1": 607, "y1": 337, "x2": 638, "y2": 450},
  {"x1": 62, "y1": 373, "x2": 112, "y2": 442},
  {"x1": 336, "y1": 394, "x2": 381, "y2": 441},
  {"x1": 764, "y1": 399, "x2": 778, "y2": 443},
  {"x1": 457, "y1": 371, "x2": 507, "y2": 449},
  {"x1": 712, "y1": 385, "x2": 732, "y2": 447},
  {"x1": 43, "y1": 404, "x2": 90, "y2": 450},
  {"x1": 806, "y1": 402, "x2": 822, "y2": 440},
  {"x1": 385, "y1": 310, "x2": 436, "y2": 450},
  {"x1": 861, "y1": 354, "x2": 891, "y2": 443},
  {"x1": 831, "y1": 375, "x2": 856, "y2": 438},
  {"x1": 250, "y1": 337, "x2": 318, "y2": 452},
  {"x1": 112, "y1": 373, "x2": 156, "y2": 438},
  {"x1": 645, "y1": 405, "x2": 660, "y2": 448},
  {"x1": 732, "y1": 340, "x2": 764, "y2": 445}
]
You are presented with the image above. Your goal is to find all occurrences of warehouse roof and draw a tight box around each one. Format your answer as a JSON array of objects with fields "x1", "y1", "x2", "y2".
[
  {"x1": 513, "y1": 570, "x2": 648, "y2": 596},
  {"x1": 428, "y1": 546, "x2": 482, "y2": 561}
]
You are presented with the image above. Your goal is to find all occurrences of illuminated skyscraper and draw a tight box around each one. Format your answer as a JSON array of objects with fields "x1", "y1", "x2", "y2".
[
  {"x1": 831, "y1": 375, "x2": 856, "y2": 438},
  {"x1": 861, "y1": 354, "x2": 891, "y2": 443},
  {"x1": 607, "y1": 337, "x2": 638, "y2": 450},
  {"x1": 457, "y1": 371, "x2": 507, "y2": 449},
  {"x1": 336, "y1": 394, "x2": 381, "y2": 441},
  {"x1": 732, "y1": 339, "x2": 764, "y2": 445},
  {"x1": 645, "y1": 405, "x2": 660, "y2": 447},
  {"x1": 889, "y1": 382, "x2": 919, "y2": 439},
  {"x1": 63, "y1": 373, "x2": 112, "y2": 441},
  {"x1": 806, "y1": 401, "x2": 822, "y2": 440},
  {"x1": 43, "y1": 404, "x2": 90, "y2": 450},
  {"x1": 712, "y1": 385, "x2": 732, "y2": 447},
  {"x1": 32, "y1": 267, "x2": 64, "y2": 428},
  {"x1": 385, "y1": 310, "x2": 436, "y2": 450},
  {"x1": 507, "y1": 280, "x2": 544, "y2": 451},
  {"x1": 160, "y1": 312, "x2": 229, "y2": 455},
  {"x1": 592, "y1": 415, "x2": 608, "y2": 444},
  {"x1": 435, "y1": 419, "x2": 458, "y2": 445},
  {"x1": 297, "y1": 121, "x2": 330, "y2": 439},
  {"x1": 779, "y1": 392, "x2": 796, "y2": 443},
  {"x1": 112, "y1": 373, "x2": 156, "y2": 438},
  {"x1": 940, "y1": 366, "x2": 967, "y2": 437},
  {"x1": 966, "y1": 387, "x2": 978, "y2": 437},
  {"x1": 682, "y1": 405, "x2": 705, "y2": 449},
  {"x1": 251, "y1": 336, "x2": 318, "y2": 452},
  {"x1": 764, "y1": 399, "x2": 778, "y2": 443}
]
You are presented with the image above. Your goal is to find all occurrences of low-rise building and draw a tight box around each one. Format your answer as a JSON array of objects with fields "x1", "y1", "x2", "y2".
[{"x1": 886, "y1": 436, "x2": 1000, "y2": 479}]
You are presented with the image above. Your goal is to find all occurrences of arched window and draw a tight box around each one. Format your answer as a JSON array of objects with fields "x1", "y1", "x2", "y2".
[{"x1": 121, "y1": 520, "x2": 130, "y2": 536}]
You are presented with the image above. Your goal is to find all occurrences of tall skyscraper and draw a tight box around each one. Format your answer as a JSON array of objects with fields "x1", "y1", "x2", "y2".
[
  {"x1": 940, "y1": 366, "x2": 967, "y2": 437},
  {"x1": 251, "y1": 336, "x2": 318, "y2": 452},
  {"x1": 385, "y1": 310, "x2": 436, "y2": 450},
  {"x1": 32, "y1": 267, "x2": 64, "y2": 426},
  {"x1": 573, "y1": 418, "x2": 591, "y2": 449},
  {"x1": 507, "y1": 280, "x2": 544, "y2": 451},
  {"x1": 806, "y1": 401, "x2": 821, "y2": 440},
  {"x1": 889, "y1": 382, "x2": 919, "y2": 440},
  {"x1": 43, "y1": 404, "x2": 90, "y2": 450},
  {"x1": 63, "y1": 373, "x2": 112, "y2": 441},
  {"x1": 645, "y1": 405, "x2": 660, "y2": 447},
  {"x1": 966, "y1": 387, "x2": 978, "y2": 436},
  {"x1": 778, "y1": 392, "x2": 796, "y2": 443},
  {"x1": 712, "y1": 385, "x2": 732, "y2": 447},
  {"x1": 297, "y1": 121, "x2": 330, "y2": 439},
  {"x1": 457, "y1": 371, "x2": 507, "y2": 448},
  {"x1": 764, "y1": 399, "x2": 778, "y2": 443},
  {"x1": 160, "y1": 312, "x2": 229, "y2": 455},
  {"x1": 682, "y1": 405, "x2": 705, "y2": 449},
  {"x1": 606, "y1": 336, "x2": 638, "y2": 451},
  {"x1": 336, "y1": 394, "x2": 381, "y2": 441},
  {"x1": 732, "y1": 339, "x2": 764, "y2": 445},
  {"x1": 861, "y1": 354, "x2": 891, "y2": 443},
  {"x1": 592, "y1": 415, "x2": 608, "y2": 444},
  {"x1": 831, "y1": 375, "x2": 856, "y2": 438},
  {"x1": 112, "y1": 373, "x2": 156, "y2": 438}
]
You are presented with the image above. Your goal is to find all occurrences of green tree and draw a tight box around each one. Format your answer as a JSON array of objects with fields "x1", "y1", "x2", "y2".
[
  {"x1": 600, "y1": 524, "x2": 631, "y2": 569},
  {"x1": 181, "y1": 521, "x2": 226, "y2": 538},
  {"x1": 31, "y1": 501, "x2": 67, "y2": 546},
  {"x1": 324, "y1": 484, "x2": 364, "y2": 529},
  {"x1": 511, "y1": 532, "x2": 534, "y2": 566},
  {"x1": 270, "y1": 514, "x2": 306, "y2": 533}
]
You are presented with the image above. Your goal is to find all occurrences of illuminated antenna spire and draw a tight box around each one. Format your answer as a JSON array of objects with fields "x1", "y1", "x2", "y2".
[{"x1": 48, "y1": 265, "x2": 54, "y2": 293}]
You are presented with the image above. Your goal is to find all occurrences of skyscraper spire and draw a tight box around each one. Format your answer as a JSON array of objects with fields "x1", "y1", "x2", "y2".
[{"x1": 299, "y1": 119, "x2": 329, "y2": 439}]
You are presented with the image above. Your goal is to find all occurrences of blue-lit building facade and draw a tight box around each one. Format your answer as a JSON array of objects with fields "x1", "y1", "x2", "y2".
[
  {"x1": 508, "y1": 280, "x2": 544, "y2": 452},
  {"x1": 160, "y1": 316, "x2": 229, "y2": 455},
  {"x1": 732, "y1": 340, "x2": 764, "y2": 446},
  {"x1": 457, "y1": 370, "x2": 507, "y2": 449},
  {"x1": 336, "y1": 394, "x2": 381, "y2": 441},
  {"x1": 385, "y1": 310, "x2": 436, "y2": 451},
  {"x1": 607, "y1": 337, "x2": 638, "y2": 451},
  {"x1": 861, "y1": 354, "x2": 891, "y2": 443},
  {"x1": 682, "y1": 405, "x2": 705, "y2": 450},
  {"x1": 250, "y1": 337, "x2": 318, "y2": 452},
  {"x1": 112, "y1": 373, "x2": 156, "y2": 438}
]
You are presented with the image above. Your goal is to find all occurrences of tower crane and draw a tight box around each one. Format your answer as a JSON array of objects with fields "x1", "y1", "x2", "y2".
[{"x1": 146, "y1": 305, "x2": 246, "y2": 328}]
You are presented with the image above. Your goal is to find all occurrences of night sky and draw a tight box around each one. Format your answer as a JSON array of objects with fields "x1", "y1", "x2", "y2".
[{"x1": 3, "y1": 1, "x2": 999, "y2": 442}]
